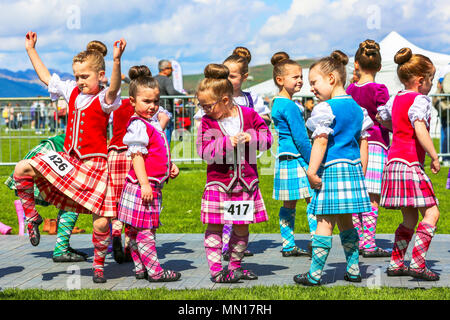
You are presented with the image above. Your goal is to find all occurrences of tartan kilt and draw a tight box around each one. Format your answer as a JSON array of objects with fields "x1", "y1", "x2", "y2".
[
  {"x1": 5, "y1": 141, "x2": 54, "y2": 206},
  {"x1": 307, "y1": 161, "x2": 371, "y2": 215},
  {"x1": 273, "y1": 157, "x2": 313, "y2": 201},
  {"x1": 380, "y1": 160, "x2": 438, "y2": 209},
  {"x1": 30, "y1": 152, "x2": 116, "y2": 217},
  {"x1": 201, "y1": 183, "x2": 268, "y2": 225},
  {"x1": 107, "y1": 149, "x2": 132, "y2": 203},
  {"x1": 117, "y1": 181, "x2": 162, "y2": 229},
  {"x1": 365, "y1": 143, "x2": 388, "y2": 195}
]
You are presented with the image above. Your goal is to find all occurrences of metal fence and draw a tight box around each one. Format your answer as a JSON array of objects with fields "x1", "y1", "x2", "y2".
[{"x1": 0, "y1": 94, "x2": 449, "y2": 166}]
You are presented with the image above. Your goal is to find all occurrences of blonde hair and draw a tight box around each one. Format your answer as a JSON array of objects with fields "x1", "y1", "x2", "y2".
[
  {"x1": 72, "y1": 40, "x2": 107, "y2": 72},
  {"x1": 355, "y1": 39, "x2": 381, "y2": 72},
  {"x1": 128, "y1": 65, "x2": 159, "y2": 99},
  {"x1": 310, "y1": 50, "x2": 349, "y2": 85},
  {"x1": 270, "y1": 51, "x2": 300, "y2": 89},
  {"x1": 223, "y1": 46, "x2": 252, "y2": 75},
  {"x1": 394, "y1": 47, "x2": 435, "y2": 84},
  {"x1": 196, "y1": 64, "x2": 233, "y2": 100}
]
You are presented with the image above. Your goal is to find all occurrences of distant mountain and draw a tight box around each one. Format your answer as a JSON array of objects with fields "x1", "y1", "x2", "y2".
[{"x1": 0, "y1": 68, "x2": 73, "y2": 98}]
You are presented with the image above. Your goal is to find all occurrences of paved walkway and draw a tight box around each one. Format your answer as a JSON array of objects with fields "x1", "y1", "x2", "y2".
[{"x1": 0, "y1": 233, "x2": 448, "y2": 290}]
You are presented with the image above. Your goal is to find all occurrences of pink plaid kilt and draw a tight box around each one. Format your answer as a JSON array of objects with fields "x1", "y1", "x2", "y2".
[
  {"x1": 380, "y1": 160, "x2": 438, "y2": 209},
  {"x1": 117, "y1": 181, "x2": 162, "y2": 229},
  {"x1": 107, "y1": 149, "x2": 132, "y2": 203},
  {"x1": 30, "y1": 152, "x2": 116, "y2": 217},
  {"x1": 201, "y1": 183, "x2": 268, "y2": 225}
]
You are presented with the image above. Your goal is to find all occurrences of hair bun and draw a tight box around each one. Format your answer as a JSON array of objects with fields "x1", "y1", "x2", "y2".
[
  {"x1": 331, "y1": 50, "x2": 348, "y2": 66},
  {"x1": 360, "y1": 39, "x2": 380, "y2": 56},
  {"x1": 271, "y1": 52, "x2": 290, "y2": 66},
  {"x1": 394, "y1": 47, "x2": 412, "y2": 65},
  {"x1": 204, "y1": 64, "x2": 229, "y2": 80},
  {"x1": 128, "y1": 65, "x2": 152, "y2": 80},
  {"x1": 86, "y1": 40, "x2": 107, "y2": 57},
  {"x1": 232, "y1": 47, "x2": 251, "y2": 64}
]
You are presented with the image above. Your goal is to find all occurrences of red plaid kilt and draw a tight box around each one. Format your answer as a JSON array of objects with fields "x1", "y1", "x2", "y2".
[
  {"x1": 201, "y1": 183, "x2": 268, "y2": 225},
  {"x1": 117, "y1": 181, "x2": 162, "y2": 229},
  {"x1": 30, "y1": 152, "x2": 116, "y2": 217},
  {"x1": 380, "y1": 160, "x2": 438, "y2": 209},
  {"x1": 107, "y1": 149, "x2": 132, "y2": 203}
]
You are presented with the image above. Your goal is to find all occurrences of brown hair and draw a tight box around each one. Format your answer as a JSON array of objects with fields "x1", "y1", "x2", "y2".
[
  {"x1": 270, "y1": 51, "x2": 300, "y2": 88},
  {"x1": 128, "y1": 65, "x2": 159, "y2": 99},
  {"x1": 223, "y1": 46, "x2": 251, "y2": 75},
  {"x1": 196, "y1": 64, "x2": 233, "y2": 100},
  {"x1": 394, "y1": 47, "x2": 435, "y2": 84},
  {"x1": 310, "y1": 50, "x2": 349, "y2": 85},
  {"x1": 355, "y1": 39, "x2": 381, "y2": 71},
  {"x1": 72, "y1": 40, "x2": 107, "y2": 72}
]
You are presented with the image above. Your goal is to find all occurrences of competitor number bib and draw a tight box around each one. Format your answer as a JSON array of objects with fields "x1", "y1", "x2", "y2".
[
  {"x1": 223, "y1": 200, "x2": 254, "y2": 222},
  {"x1": 41, "y1": 151, "x2": 74, "y2": 177}
]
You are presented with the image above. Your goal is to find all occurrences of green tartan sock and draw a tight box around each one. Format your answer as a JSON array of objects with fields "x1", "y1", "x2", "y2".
[{"x1": 53, "y1": 210, "x2": 78, "y2": 257}]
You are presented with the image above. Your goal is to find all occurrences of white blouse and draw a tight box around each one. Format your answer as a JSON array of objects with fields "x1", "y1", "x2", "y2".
[
  {"x1": 306, "y1": 101, "x2": 373, "y2": 139},
  {"x1": 48, "y1": 73, "x2": 121, "y2": 113},
  {"x1": 377, "y1": 92, "x2": 432, "y2": 128},
  {"x1": 218, "y1": 115, "x2": 240, "y2": 136}
]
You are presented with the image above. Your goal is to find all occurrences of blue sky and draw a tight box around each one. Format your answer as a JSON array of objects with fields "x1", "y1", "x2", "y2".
[{"x1": 0, "y1": 0, "x2": 449, "y2": 76}]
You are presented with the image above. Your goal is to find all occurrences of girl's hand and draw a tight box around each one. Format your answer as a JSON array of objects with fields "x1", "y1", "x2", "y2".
[
  {"x1": 25, "y1": 31, "x2": 37, "y2": 50},
  {"x1": 237, "y1": 132, "x2": 252, "y2": 144},
  {"x1": 307, "y1": 173, "x2": 322, "y2": 190},
  {"x1": 140, "y1": 183, "x2": 153, "y2": 202},
  {"x1": 170, "y1": 163, "x2": 180, "y2": 179},
  {"x1": 430, "y1": 157, "x2": 440, "y2": 174},
  {"x1": 113, "y1": 38, "x2": 127, "y2": 61},
  {"x1": 230, "y1": 136, "x2": 239, "y2": 147}
]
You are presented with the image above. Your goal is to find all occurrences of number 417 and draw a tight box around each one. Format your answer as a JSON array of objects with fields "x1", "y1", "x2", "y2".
[{"x1": 227, "y1": 204, "x2": 249, "y2": 216}]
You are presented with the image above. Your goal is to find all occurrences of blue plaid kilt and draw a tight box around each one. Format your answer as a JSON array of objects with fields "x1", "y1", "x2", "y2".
[
  {"x1": 307, "y1": 161, "x2": 371, "y2": 215},
  {"x1": 273, "y1": 157, "x2": 313, "y2": 201}
]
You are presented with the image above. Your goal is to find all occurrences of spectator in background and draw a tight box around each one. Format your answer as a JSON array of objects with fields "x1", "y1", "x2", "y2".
[
  {"x1": 57, "y1": 99, "x2": 68, "y2": 130},
  {"x1": 17, "y1": 104, "x2": 23, "y2": 130},
  {"x1": 3, "y1": 103, "x2": 10, "y2": 131},
  {"x1": 303, "y1": 97, "x2": 315, "y2": 122},
  {"x1": 433, "y1": 71, "x2": 450, "y2": 165},
  {"x1": 154, "y1": 59, "x2": 185, "y2": 146},
  {"x1": 30, "y1": 100, "x2": 37, "y2": 129}
]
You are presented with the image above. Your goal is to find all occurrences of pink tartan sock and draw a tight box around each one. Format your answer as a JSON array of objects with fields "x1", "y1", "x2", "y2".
[
  {"x1": 362, "y1": 207, "x2": 379, "y2": 251},
  {"x1": 14, "y1": 175, "x2": 39, "y2": 222},
  {"x1": 126, "y1": 227, "x2": 145, "y2": 274},
  {"x1": 352, "y1": 213, "x2": 364, "y2": 251},
  {"x1": 136, "y1": 229, "x2": 163, "y2": 278},
  {"x1": 409, "y1": 222, "x2": 436, "y2": 271},
  {"x1": 111, "y1": 219, "x2": 123, "y2": 238},
  {"x1": 92, "y1": 229, "x2": 111, "y2": 271},
  {"x1": 204, "y1": 230, "x2": 223, "y2": 277},
  {"x1": 389, "y1": 224, "x2": 415, "y2": 270},
  {"x1": 228, "y1": 232, "x2": 249, "y2": 271}
]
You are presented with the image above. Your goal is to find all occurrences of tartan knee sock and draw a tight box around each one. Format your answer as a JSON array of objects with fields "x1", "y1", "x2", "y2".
[
  {"x1": 14, "y1": 175, "x2": 39, "y2": 222},
  {"x1": 308, "y1": 234, "x2": 332, "y2": 283},
  {"x1": 340, "y1": 228, "x2": 361, "y2": 278},
  {"x1": 228, "y1": 232, "x2": 249, "y2": 271},
  {"x1": 362, "y1": 207, "x2": 379, "y2": 251},
  {"x1": 409, "y1": 222, "x2": 436, "y2": 271},
  {"x1": 126, "y1": 227, "x2": 145, "y2": 274},
  {"x1": 389, "y1": 224, "x2": 415, "y2": 270},
  {"x1": 204, "y1": 230, "x2": 223, "y2": 277},
  {"x1": 222, "y1": 224, "x2": 232, "y2": 254},
  {"x1": 111, "y1": 218, "x2": 123, "y2": 238},
  {"x1": 307, "y1": 212, "x2": 317, "y2": 235},
  {"x1": 53, "y1": 210, "x2": 78, "y2": 257},
  {"x1": 92, "y1": 229, "x2": 111, "y2": 271},
  {"x1": 352, "y1": 213, "x2": 364, "y2": 250},
  {"x1": 279, "y1": 207, "x2": 296, "y2": 251},
  {"x1": 136, "y1": 229, "x2": 163, "y2": 278}
]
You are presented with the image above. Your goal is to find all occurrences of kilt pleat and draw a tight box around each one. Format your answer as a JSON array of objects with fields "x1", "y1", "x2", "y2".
[
  {"x1": 365, "y1": 143, "x2": 388, "y2": 195},
  {"x1": 201, "y1": 183, "x2": 268, "y2": 225},
  {"x1": 107, "y1": 149, "x2": 132, "y2": 203},
  {"x1": 307, "y1": 162, "x2": 371, "y2": 215},
  {"x1": 380, "y1": 160, "x2": 438, "y2": 208},
  {"x1": 273, "y1": 157, "x2": 313, "y2": 201}
]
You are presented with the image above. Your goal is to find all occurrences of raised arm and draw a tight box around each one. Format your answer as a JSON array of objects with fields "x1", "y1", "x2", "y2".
[
  {"x1": 105, "y1": 38, "x2": 126, "y2": 105},
  {"x1": 25, "y1": 31, "x2": 51, "y2": 86}
]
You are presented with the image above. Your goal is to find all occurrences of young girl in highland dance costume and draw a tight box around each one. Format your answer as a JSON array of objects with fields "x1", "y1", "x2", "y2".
[
  {"x1": 377, "y1": 48, "x2": 440, "y2": 281},
  {"x1": 295, "y1": 51, "x2": 373, "y2": 286},
  {"x1": 108, "y1": 85, "x2": 170, "y2": 264},
  {"x1": 197, "y1": 64, "x2": 272, "y2": 283},
  {"x1": 15, "y1": 31, "x2": 125, "y2": 283},
  {"x1": 346, "y1": 40, "x2": 391, "y2": 257},
  {"x1": 117, "y1": 65, "x2": 181, "y2": 282},
  {"x1": 270, "y1": 51, "x2": 316, "y2": 257}
]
